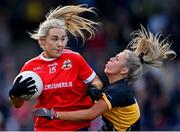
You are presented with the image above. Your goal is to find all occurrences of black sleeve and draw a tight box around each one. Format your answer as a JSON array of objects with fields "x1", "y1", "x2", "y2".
[{"x1": 103, "y1": 84, "x2": 135, "y2": 107}]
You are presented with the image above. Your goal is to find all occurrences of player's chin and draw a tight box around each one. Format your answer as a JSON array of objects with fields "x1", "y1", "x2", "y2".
[
  {"x1": 53, "y1": 52, "x2": 62, "y2": 58},
  {"x1": 104, "y1": 66, "x2": 111, "y2": 75}
]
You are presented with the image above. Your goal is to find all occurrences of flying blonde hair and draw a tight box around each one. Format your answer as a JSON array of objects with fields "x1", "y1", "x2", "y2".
[
  {"x1": 124, "y1": 25, "x2": 176, "y2": 82},
  {"x1": 130, "y1": 25, "x2": 176, "y2": 67},
  {"x1": 30, "y1": 4, "x2": 100, "y2": 42}
]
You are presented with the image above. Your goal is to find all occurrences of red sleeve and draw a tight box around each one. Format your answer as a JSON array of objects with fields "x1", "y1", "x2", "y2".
[
  {"x1": 19, "y1": 61, "x2": 34, "y2": 73},
  {"x1": 20, "y1": 65, "x2": 28, "y2": 73},
  {"x1": 77, "y1": 54, "x2": 96, "y2": 84}
]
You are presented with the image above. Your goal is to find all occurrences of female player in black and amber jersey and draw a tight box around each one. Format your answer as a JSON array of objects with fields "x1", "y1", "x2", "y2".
[{"x1": 32, "y1": 25, "x2": 176, "y2": 131}]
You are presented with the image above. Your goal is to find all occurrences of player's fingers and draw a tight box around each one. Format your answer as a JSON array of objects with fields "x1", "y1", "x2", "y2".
[
  {"x1": 32, "y1": 108, "x2": 47, "y2": 116},
  {"x1": 15, "y1": 75, "x2": 23, "y2": 83},
  {"x1": 26, "y1": 80, "x2": 36, "y2": 86},
  {"x1": 21, "y1": 77, "x2": 33, "y2": 84},
  {"x1": 27, "y1": 86, "x2": 37, "y2": 94}
]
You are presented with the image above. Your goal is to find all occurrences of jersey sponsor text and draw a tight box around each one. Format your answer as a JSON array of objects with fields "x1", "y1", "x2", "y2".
[{"x1": 44, "y1": 81, "x2": 73, "y2": 90}]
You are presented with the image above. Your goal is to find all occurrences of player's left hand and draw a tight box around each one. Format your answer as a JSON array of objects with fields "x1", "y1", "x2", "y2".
[
  {"x1": 86, "y1": 84, "x2": 103, "y2": 102},
  {"x1": 32, "y1": 108, "x2": 58, "y2": 119}
]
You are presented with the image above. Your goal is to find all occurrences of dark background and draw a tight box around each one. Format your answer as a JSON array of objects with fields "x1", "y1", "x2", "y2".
[{"x1": 0, "y1": 0, "x2": 180, "y2": 130}]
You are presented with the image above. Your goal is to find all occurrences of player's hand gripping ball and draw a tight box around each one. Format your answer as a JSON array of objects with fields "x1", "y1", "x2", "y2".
[{"x1": 11, "y1": 71, "x2": 43, "y2": 101}]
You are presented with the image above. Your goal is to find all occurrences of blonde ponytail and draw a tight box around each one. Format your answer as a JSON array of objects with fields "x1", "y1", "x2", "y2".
[
  {"x1": 125, "y1": 25, "x2": 176, "y2": 82},
  {"x1": 129, "y1": 25, "x2": 176, "y2": 68},
  {"x1": 30, "y1": 4, "x2": 100, "y2": 42}
]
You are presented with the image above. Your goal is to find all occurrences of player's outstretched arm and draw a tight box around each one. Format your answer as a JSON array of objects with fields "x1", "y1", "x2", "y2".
[{"x1": 33, "y1": 99, "x2": 109, "y2": 121}]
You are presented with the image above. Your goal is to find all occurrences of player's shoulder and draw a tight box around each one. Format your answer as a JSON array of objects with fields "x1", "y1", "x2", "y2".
[
  {"x1": 62, "y1": 49, "x2": 84, "y2": 60},
  {"x1": 62, "y1": 48, "x2": 80, "y2": 56},
  {"x1": 24, "y1": 54, "x2": 42, "y2": 65}
]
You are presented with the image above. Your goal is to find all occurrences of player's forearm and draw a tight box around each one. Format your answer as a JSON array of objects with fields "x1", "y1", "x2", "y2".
[
  {"x1": 57, "y1": 99, "x2": 107, "y2": 121},
  {"x1": 57, "y1": 109, "x2": 97, "y2": 121},
  {"x1": 9, "y1": 96, "x2": 24, "y2": 108},
  {"x1": 91, "y1": 75, "x2": 103, "y2": 89},
  {"x1": 32, "y1": 100, "x2": 108, "y2": 121}
]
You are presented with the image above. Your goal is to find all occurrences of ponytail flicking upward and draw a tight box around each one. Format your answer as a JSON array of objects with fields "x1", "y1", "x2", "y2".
[
  {"x1": 30, "y1": 4, "x2": 100, "y2": 42},
  {"x1": 129, "y1": 25, "x2": 176, "y2": 68},
  {"x1": 125, "y1": 25, "x2": 176, "y2": 82}
]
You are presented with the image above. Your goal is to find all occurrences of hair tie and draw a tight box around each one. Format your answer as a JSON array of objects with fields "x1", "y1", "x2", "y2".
[{"x1": 139, "y1": 53, "x2": 144, "y2": 64}]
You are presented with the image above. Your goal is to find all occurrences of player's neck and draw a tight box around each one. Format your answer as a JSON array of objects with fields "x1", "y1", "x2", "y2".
[{"x1": 108, "y1": 75, "x2": 125, "y2": 84}]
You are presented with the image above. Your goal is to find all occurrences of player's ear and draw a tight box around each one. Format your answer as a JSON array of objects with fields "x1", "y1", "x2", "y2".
[{"x1": 120, "y1": 67, "x2": 128, "y2": 75}]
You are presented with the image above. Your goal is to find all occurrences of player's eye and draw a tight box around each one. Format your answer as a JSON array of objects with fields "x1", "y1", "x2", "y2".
[
  {"x1": 115, "y1": 56, "x2": 119, "y2": 61},
  {"x1": 60, "y1": 36, "x2": 68, "y2": 42},
  {"x1": 51, "y1": 37, "x2": 58, "y2": 41}
]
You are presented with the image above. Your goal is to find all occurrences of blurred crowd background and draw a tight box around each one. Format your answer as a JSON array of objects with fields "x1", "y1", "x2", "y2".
[{"x1": 0, "y1": 0, "x2": 180, "y2": 131}]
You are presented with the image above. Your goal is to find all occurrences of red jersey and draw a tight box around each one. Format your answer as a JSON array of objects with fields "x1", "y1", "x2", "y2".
[{"x1": 20, "y1": 49, "x2": 95, "y2": 131}]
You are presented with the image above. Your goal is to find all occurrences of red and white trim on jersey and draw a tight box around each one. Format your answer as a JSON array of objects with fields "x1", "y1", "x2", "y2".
[
  {"x1": 84, "y1": 71, "x2": 96, "y2": 84},
  {"x1": 39, "y1": 53, "x2": 56, "y2": 61}
]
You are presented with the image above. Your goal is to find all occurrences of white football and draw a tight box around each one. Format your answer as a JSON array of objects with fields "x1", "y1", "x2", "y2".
[{"x1": 13, "y1": 71, "x2": 43, "y2": 100}]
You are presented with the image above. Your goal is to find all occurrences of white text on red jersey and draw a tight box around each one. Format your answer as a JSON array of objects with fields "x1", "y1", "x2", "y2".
[{"x1": 44, "y1": 81, "x2": 73, "y2": 90}]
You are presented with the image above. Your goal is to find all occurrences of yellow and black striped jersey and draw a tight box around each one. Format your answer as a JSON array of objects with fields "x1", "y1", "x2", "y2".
[{"x1": 101, "y1": 79, "x2": 140, "y2": 131}]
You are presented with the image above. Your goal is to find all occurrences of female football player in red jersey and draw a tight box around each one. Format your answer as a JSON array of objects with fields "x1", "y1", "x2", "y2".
[
  {"x1": 8, "y1": 4, "x2": 103, "y2": 131},
  {"x1": 32, "y1": 25, "x2": 176, "y2": 131}
]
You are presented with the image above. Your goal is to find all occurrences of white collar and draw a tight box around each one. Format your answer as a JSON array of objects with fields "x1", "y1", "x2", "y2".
[{"x1": 40, "y1": 52, "x2": 57, "y2": 61}]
